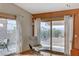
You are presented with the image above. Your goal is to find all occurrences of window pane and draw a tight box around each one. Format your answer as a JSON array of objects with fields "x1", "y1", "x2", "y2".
[
  {"x1": 52, "y1": 21, "x2": 64, "y2": 53},
  {"x1": 40, "y1": 22, "x2": 50, "y2": 50}
]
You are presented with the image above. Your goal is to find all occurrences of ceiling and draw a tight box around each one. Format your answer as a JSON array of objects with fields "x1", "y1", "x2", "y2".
[{"x1": 15, "y1": 3, "x2": 79, "y2": 14}]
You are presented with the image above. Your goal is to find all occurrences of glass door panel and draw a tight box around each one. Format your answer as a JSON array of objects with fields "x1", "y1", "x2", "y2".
[
  {"x1": 52, "y1": 20, "x2": 65, "y2": 53},
  {"x1": 40, "y1": 21, "x2": 50, "y2": 50}
]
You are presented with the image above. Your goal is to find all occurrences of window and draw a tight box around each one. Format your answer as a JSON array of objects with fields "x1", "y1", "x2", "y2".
[
  {"x1": 7, "y1": 20, "x2": 16, "y2": 33},
  {"x1": 0, "y1": 18, "x2": 17, "y2": 55}
]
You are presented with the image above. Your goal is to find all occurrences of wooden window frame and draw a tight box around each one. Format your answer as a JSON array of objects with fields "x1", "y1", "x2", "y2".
[{"x1": 0, "y1": 12, "x2": 16, "y2": 19}]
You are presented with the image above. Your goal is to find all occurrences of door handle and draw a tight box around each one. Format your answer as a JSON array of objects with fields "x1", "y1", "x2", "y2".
[{"x1": 75, "y1": 34, "x2": 77, "y2": 38}]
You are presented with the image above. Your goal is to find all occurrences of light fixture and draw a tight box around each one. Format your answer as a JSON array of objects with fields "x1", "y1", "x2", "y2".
[
  {"x1": 66, "y1": 4, "x2": 70, "y2": 7},
  {"x1": 65, "y1": 3, "x2": 71, "y2": 8}
]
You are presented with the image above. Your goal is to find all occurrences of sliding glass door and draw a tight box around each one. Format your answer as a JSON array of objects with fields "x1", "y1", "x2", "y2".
[
  {"x1": 34, "y1": 18, "x2": 65, "y2": 53},
  {"x1": 39, "y1": 20, "x2": 65, "y2": 52}
]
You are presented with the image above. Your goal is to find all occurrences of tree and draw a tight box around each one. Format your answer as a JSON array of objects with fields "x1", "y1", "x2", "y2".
[{"x1": 52, "y1": 28, "x2": 62, "y2": 38}]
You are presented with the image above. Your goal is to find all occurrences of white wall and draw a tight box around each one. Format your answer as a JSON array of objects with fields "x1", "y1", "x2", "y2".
[{"x1": 0, "y1": 3, "x2": 32, "y2": 52}]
